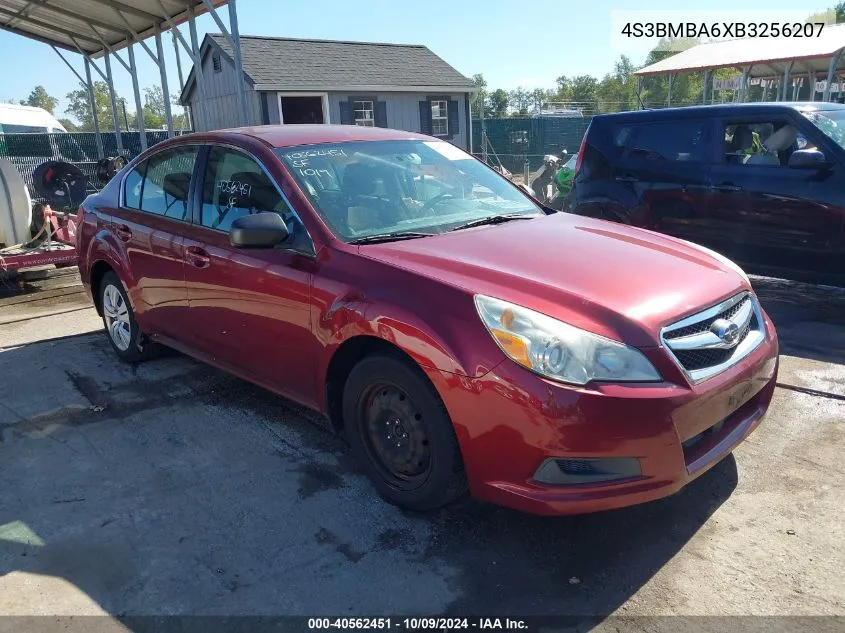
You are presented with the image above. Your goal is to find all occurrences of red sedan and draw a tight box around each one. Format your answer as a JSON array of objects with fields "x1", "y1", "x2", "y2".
[{"x1": 77, "y1": 125, "x2": 779, "y2": 515}]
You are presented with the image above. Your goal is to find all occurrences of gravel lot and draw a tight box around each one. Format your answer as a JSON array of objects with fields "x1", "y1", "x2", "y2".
[{"x1": 0, "y1": 274, "x2": 843, "y2": 630}]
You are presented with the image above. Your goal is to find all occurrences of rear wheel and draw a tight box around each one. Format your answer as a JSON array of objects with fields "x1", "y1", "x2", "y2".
[
  {"x1": 343, "y1": 352, "x2": 467, "y2": 511},
  {"x1": 99, "y1": 271, "x2": 158, "y2": 363}
]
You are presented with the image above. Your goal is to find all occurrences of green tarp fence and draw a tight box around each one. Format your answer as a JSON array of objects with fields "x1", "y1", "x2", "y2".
[{"x1": 471, "y1": 116, "x2": 593, "y2": 173}]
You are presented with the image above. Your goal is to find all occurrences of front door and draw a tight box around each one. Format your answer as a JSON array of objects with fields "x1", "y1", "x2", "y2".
[
  {"x1": 708, "y1": 114, "x2": 845, "y2": 281},
  {"x1": 180, "y1": 145, "x2": 319, "y2": 405},
  {"x1": 109, "y1": 145, "x2": 198, "y2": 338}
]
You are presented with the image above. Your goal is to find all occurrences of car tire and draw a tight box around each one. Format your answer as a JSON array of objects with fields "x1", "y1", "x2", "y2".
[
  {"x1": 99, "y1": 271, "x2": 159, "y2": 363},
  {"x1": 343, "y1": 351, "x2": 468, "y2": 511}
]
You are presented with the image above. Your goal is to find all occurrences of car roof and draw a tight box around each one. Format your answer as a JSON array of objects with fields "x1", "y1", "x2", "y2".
[
  {"x1": 172, "y1": 124, "x2": 432, "y2": 149},
  {"x1": 592, "y1": 102, "x2": 845, "y2": 122}
]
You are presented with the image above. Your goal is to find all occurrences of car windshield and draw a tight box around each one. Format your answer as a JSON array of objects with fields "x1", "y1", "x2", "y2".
[
  {"x1": 275, "y1": 140, "x2": 542, "y2": 242},
  {"x1": 801, "y1": 109, "x2": 845, "y2": 151}
]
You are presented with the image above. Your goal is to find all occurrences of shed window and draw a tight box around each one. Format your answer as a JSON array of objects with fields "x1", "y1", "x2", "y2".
[
  {"x1": 431, "y1": 100, "x2": 448, "y2": 136},
  {"x1": 353, "y1": 100, "x2": 374, "y2": 127},
  {"x1": 212, "y1": 53, "x2": 222, "y2": 73}
]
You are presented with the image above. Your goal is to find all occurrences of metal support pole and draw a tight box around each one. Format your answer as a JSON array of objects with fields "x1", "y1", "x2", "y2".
[
  {"x1": 636, "y1": 76, "x2": 642, "y2": 109},
  {"x1": 667, "y1": 74, "x2": 674, "y2": 107},
  {"x1": 172, "y1": 31, "x2": 190, "y2": 131},
  {"x1": 228, "y1": 0, "x2": 250, "y2": 126},
  {"x1": 189, "y1": 11, "x2": 210, "y2": 131},
  {"x1": 103, "y1": 52, "x2": 124, "y2": 154},
  {"x1": 824, "y1": 49, "x2": 844, "y2": 102},
  {"x1": 702, "y1": 70, "x2": 710, "y2": 104},
  {"x1": 128, "y1": 43, "x2": 147, "y2": 151},
  {"x1": 782, "y1": 62, "x2": 793, "y2": 101},
  {"x1": 155, "y1": 30, "x2": 175, "y2": 136},
  {"x1": 740, "y1": 66, "x2": 750, "y2": 103},
  {"x1": 51, "y1": 45, "x2": 86, "y2": 84},
  {"x1": 84, "y1": 56, "x2": 104, "y2": 159}
]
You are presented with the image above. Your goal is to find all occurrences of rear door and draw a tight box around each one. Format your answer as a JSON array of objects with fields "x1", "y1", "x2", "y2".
[
  {"x1": 110, "y1": 145, "x2": 198, "y2": 338},
  {"x1": 708, "y1": 112, "x2": 845, "y2": 279},
  {"x1": 179, "y1": 144, "x2": 319, "y2": 404}
]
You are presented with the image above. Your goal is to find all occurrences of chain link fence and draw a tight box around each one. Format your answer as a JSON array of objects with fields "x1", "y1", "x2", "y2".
[
  {"x1": 0, "y1": 130, "x2": 187, "y2": 201},
  {"x1": 471, "y1": 116, "x2": 592, "y2": 175}
]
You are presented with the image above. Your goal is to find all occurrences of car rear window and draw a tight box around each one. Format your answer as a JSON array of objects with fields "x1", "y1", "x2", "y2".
[{"x1": 622, "y1": 121, "x2": 708, "y2": 163}]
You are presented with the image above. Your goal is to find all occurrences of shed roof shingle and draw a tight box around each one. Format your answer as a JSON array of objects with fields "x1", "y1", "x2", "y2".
[{"x1": 207, "y1": 33, "x2": 475, "y2": 90}]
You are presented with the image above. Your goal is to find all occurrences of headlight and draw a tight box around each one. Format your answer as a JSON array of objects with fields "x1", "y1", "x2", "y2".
[{"x1": 474, "y1": 295, "x2": 661, "y2": 386}]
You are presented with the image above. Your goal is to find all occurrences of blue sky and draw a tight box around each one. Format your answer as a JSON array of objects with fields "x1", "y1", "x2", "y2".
[{"x1": 0, "y1": 0, "x2": 825, "y2": 122}]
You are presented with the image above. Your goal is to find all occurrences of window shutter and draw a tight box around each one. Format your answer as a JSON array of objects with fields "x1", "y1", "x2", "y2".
[
  {"x1": 339, "y1": 101, "x2": 353, "y2": 125},
  {"x1": 447, "y1": 99, "x2": 460, "y2": 139},
  {"x1": 419, "y1": 100, "x2": 432, "y2": 135},
  {"x1": 374, "y1": 101, "x2": 388, "y2": 128}
]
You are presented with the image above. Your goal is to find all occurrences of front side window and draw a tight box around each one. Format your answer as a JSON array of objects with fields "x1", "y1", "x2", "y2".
[
  {"x1": 626, "y1": 121, "x2": 706, "y2": 162},
  {"x1": 431, "y1": 100, "x2": 448, "y2": 136},
  {"x1": 277, "y1": 139, "x2": 542, "y2": 242},
  {"x1": 722, "y1": 120, "x2": 795, "y2": 166},
  {"x1": 137, "y1": 147, "x2": 197, "y2": 220},
  {"x1": 353, "y1": 101, "x2": 374, "y2": 127},
  {"x1": 200, "y1": 147, "x2": 296, "y2": 233}
]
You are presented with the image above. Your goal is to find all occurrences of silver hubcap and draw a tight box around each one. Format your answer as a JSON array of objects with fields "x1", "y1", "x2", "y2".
[{"x1": 102, "y1": 284, "x2": 131, "y2": 351}]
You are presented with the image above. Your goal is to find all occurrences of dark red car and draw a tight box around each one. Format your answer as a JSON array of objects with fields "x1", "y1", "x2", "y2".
[{"x1": 77, "y1": 125, "x2": 779, "y2": 515}]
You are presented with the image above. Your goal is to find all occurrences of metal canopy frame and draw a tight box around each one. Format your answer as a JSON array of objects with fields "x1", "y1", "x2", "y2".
[
  {"x1": 0, "y1": 0, "x2": 250, "y2": 158},
  {"x1": 634, "y1": 23, "x2": 845, "y2": 106}
]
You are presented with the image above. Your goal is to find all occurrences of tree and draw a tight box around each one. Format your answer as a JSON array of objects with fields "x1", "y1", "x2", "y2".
[
  {"x1": 530, "y1": 88, "x2": 547, "y2": 112},
  {"x1": 64, "y1": 81, "x2": 121, "y2": 131},
  {"x1": 569, "y1": 75, "x2": 599, "y2": 106},
  {"x1": 20, "y1": 86, "x2": 58, "y2": 114},
  {"x1": 508, "y1": 86, "x2": 532, "y2": 115},
  {"x1": 58, "y1": 118, "x2": 79, "y2": 132},
  {"x1": 487, "y1": 89, "x2": 509, "y2": 118},
  {"x1": 470, "y1": 73, "x2": 487, "y2": 118},
  {"x1": 554, "y1": 76, "x2": 572, "y2": 101}
]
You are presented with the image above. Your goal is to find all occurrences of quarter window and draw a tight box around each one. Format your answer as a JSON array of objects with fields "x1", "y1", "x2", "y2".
[
  {"x1": 353, "y1": 101, "x2": 375, "y2": 127},
  {"x1": 626, "y1": 121, "x2": 707, "y2": 162},
  {"x1": 123, "y1": 164, "x2": 144, "y2": 209},
  {"x1": 431, "y1": 100, "x2": 449, "y2": 136},
  {"x1": 200, "y1": 147, "x2": 294, "y2": 233},
  {"x1": 136, "y1": 147, "x2": 197, "y2": 219}
]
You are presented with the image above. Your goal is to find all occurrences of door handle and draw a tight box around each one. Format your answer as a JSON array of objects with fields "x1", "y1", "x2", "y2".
[
  {"x1": 615, "y1": 174, "x2": 639, "y2": 182},
  {"x1": 185, "y1": 246, "x2": 210, "y2": 269},
  {"x1": 115, "y1": 224, "x2": 132, "y2": 242},
  {"x1": 713, "y1": 183, "x2": 742, "y2": 192}
]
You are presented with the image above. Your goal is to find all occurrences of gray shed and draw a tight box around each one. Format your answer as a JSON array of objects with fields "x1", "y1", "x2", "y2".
[{"x1": 180, "y1": 34, "x2": 477, "y2": 150}]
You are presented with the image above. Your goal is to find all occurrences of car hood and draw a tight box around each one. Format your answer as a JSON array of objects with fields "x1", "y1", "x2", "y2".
[{"x1": 357, "y1": 213, "x2": 749, "y2": 347}]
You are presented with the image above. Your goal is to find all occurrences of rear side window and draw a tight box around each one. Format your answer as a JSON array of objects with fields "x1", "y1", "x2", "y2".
[
  {"x1": 137, "y1": 147, "x2": 198, "y2": 220},
  {"x1": 625, "y1": 121, "x2": 708, "y2": 163}
]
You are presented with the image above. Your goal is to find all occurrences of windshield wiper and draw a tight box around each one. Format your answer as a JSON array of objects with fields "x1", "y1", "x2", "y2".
[
  {"x1": 449, "y1": 214, "x2": 537, "y2": 232},
  {"x1": 348, "y1": 231, "x2": 434, "y2": 245}
]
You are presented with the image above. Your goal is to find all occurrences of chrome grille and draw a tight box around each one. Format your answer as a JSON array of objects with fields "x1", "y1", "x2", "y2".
[{"x1": 661, "y1": 292, "x2": 765, "y2": 383}]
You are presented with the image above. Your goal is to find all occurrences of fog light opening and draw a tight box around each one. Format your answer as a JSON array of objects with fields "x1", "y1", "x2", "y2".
[{"x1": 533, "y1": 457, "x2": 642, "y2": 485}]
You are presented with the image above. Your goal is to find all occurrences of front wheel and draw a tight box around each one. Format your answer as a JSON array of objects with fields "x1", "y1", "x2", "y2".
[
  {"x1": 343, "y1": 352, "x2": 467, "y2": 511},
  {"x1": 99, "y1": 271, "x2": 159, "y2": 363}
]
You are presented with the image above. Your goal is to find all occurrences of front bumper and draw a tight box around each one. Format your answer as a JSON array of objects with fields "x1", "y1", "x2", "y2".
[{"x1": 425, "y1": 310, "x2": 779, "y2": 516}]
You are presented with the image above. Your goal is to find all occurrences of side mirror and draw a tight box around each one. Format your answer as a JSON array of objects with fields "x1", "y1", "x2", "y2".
[
  {"x1": 788, "y1": 149, "x2": 829, "y2": 169},
  {"x1": 229, "y1": 212, "x2": 289, "y2": 248}
]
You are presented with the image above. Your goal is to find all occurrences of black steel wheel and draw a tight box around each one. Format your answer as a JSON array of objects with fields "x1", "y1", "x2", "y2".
[{"x1": 343, "y1": 351, "x2": 467, "y2": 511}]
